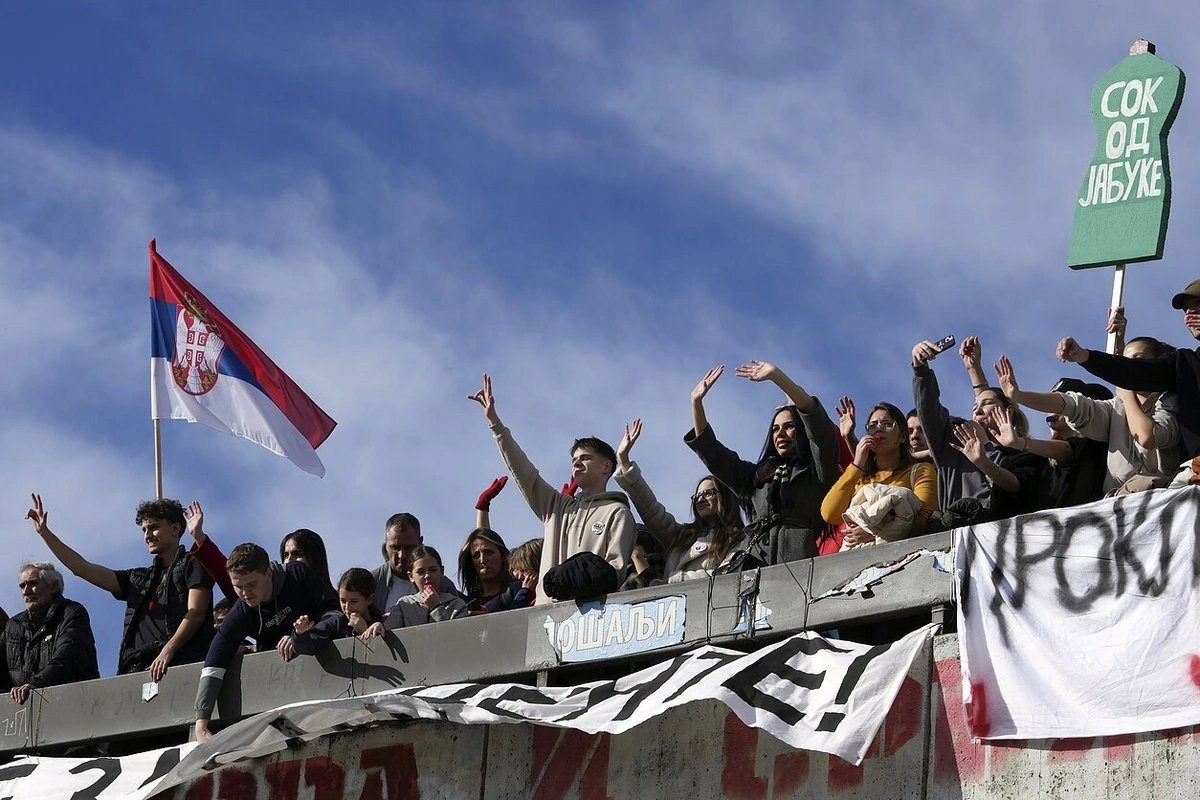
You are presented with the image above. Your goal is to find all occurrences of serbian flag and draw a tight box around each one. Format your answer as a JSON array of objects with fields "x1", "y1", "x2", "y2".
[{"x1": 149, "y1": 240, "x2": 336, "y2": 476}]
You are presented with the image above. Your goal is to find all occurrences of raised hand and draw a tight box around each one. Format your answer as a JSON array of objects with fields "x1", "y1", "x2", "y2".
[
  {"x1": 1057, "y1": 337, "x2": 1090, "y2": 364},
  {"x1": 468, "y1": 374, "x2": 499, "y2": 424},
  {"x1": 911, "y1": 340, "x2": 942, "y2": 367},
  {"x1": 835, "y1": 396, "x2": 857, "y2": 439},
  {"x1": 24, "y1": 493, "x2": 49, "y2": 536},
  {"x1": 994, "y1": 355, "x2": 1020, "y2": 399},
  {"x1": 475, "y1": 476, "x2": 508, "y2": 512},
  {"x1": 987, "y1": 405, "x2": 1020, "y2": 449},
  {"x1": 185, "y1": 501, "x2": 205, "y2": 543},
  {"x1": 959, "y1": 335, "x2": 982, "y2": 371},
  {"x1": 950, "y1": 420, "x2": 989, "y2": 465},
  {"x1": 735, "y1": 360, "x2": 778, "y2": 383},
  {"x1": 293, "y1": 615, "x2": 313, "y2": 635},
  {"x1": 617, "y1": 419, "x2": 642, "y2": 468},
  {"x1": 691, "y1": 365, "x2": 724, "y2": 402}
]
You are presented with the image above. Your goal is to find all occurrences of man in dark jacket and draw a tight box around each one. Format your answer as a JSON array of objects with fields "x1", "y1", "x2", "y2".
[
  {"x1": 194, "y1": 543, "x2": 338, "y2": 742},
  {"x1": 26, "y1": 493, "x2": 214, "y2": 681},
  {"x1": 1, "y1": 561, "x2": 99, "y2": 703}
]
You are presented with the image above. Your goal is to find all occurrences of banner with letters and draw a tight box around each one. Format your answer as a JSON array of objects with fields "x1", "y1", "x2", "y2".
[
  {"x1": 957, "y1": 486, "x2": 1200, "y2": 740},
  {"x1": 0, "y1": 626, "x2": 932, "y2": 798}
]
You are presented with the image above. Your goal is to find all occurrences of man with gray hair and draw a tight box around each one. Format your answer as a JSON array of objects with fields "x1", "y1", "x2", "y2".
[{"x1": 0, "y1": 561, "x2": 99, "y2": 703}]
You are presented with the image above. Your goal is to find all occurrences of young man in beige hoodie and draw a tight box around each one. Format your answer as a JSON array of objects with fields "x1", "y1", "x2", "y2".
[{"x1": 470, "y1": 374, "x2": 636, "y2": 605}]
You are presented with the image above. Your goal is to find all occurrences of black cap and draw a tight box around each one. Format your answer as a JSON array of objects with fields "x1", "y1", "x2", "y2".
[{"x1": 1171, "y1": 279, "x2": 1200, "y2": 309}]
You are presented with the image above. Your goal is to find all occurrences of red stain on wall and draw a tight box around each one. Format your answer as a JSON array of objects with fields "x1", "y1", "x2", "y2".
[
  {"x1": 826, "y1": 735, "x2": 879, "y2": 794},
  {"x1": 1101, "y1": 733, "x2": 1137, "y2": 762},
  {"x1": 883, "y1": 677, "x2": 923, "y2": 756},
  {"x1": 1189, "y1": 655, "x2": 1200, "y2": 687},
  {"x1": 719, "y1": 713, "x2": 817, "y2": 800},
  {"x1": 771, "y1": 751, "x2": 809, "y2": 798},
  {"x1": 266, "y1": 760, "x2": 300, "y2": 798},
  {"x1": 530, "y1": 727, "x2": 611, "y2": 800},
  {"x1": 932, "y1": 657, "x2": 985, "y2": 783},
  {"x1": 182, "y1": 774, "x2": 213, "y2": 800},
  {"x1": 720, "y1": 713, "x2": 768, "y2": 800},
  {"x1": 304, "y1": 756, "x2": 346, "y2": 800},
  {"x1": 577, "y1": 733, "x2": 612, "y2": 800},
  {"x1": 964, "y1": 681, "x2": 990, "y2": 738},
  {"x1": 216, "y1": 768, "x2": 256, "y2": 800},
  {"x1": 360, "y1": 744, "x2": 420, "y2": 800}
]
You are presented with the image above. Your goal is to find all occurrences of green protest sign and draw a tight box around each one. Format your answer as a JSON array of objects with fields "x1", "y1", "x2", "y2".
[{"x1": 1069, "y1": 41, "x2": 1185, "y2": 270}]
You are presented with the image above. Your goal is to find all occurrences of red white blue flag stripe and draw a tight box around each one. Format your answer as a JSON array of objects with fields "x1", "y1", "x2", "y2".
[{"x1": 149, "y1": 240, "x2": 336, "y2": 476}]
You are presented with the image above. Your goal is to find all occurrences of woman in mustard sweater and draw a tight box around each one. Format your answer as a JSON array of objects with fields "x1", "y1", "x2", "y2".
[{"x1": 820, "y1": 401, "x2": 938, "y2": 548}]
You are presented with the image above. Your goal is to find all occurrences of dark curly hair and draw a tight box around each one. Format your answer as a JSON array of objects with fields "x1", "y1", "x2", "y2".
[{"x1": 134, "y1": 498, "x2": 187, "y2": 531}]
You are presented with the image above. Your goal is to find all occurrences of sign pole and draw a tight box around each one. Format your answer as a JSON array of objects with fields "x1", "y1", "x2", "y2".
[{"x1": 1106, "y1": 263, "x2": 1126, "y2": 354}]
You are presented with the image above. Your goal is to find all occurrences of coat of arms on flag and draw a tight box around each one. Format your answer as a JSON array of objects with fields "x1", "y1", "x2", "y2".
[{"x1": 171, "y1": 293, "x2": 226, "y2": 396}]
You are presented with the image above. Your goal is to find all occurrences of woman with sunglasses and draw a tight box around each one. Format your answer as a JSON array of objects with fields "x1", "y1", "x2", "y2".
[
  {"x1": 820, "y1": 402, "x2": 938, "y2": 548},
  {"x1": 615, "y1": 419, "x2": 746, "y2": 582}
]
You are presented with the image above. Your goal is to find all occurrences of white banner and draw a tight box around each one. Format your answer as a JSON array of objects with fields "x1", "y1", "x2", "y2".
[
  {"x1": 0, "y1": 627, "x2": 932, "y2": 799},
  {"x1": 956, "y1": 486, "x2": 1200, "y2": 740}
]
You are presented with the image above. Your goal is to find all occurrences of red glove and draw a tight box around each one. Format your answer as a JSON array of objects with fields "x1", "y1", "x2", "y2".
[
  {"x1": 561, "y1": 478, "x2": 578, "y2": 496},
  {"x1": 476, "y1": 476, "x2": 508, "y2": 511}
]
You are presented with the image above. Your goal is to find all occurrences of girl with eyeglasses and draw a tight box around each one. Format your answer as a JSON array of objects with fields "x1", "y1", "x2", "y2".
[
  {"x1": 614, "y1": 419, "x2": 746, "y2": 582},
  {"x1": 820, "y1": 402, "x2": 938, "y2": 548},
  {"x1": 683, "y1": 360, "x2": 840, "y2": 565}
]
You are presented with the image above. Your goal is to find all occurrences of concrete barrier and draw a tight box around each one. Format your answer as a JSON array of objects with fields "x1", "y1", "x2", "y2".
[
  {"x1": 151, "y1": 637, "x2": 931, "y2": 799},
  {"x1": 151, "y1": 633, "x2": 1200, "y2": 799}
]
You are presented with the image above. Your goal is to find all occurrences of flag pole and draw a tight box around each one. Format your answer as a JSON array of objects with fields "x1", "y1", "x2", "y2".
[
  {"x1": 154, "y1": 419, "x2": 163, "y2": 500},
  {"x1": 1106, "y1": 263, "x2": 1126, "y2": 355},
  {"x1": 150, "y1": 239, "x2": 164, "y2": 500}
]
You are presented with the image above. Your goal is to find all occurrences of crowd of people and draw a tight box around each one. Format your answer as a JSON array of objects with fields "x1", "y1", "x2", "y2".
[{"x1": 5, "y1": 279, "x2": 1200, "y2": 742}]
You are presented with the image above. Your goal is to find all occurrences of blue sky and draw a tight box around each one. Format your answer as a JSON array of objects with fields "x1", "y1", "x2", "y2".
[{"x1": 2, "y1": 3, "x2": 1198, "y2": 675}]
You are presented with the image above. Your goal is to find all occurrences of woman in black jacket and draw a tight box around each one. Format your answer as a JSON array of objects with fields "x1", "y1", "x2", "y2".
[{"x1": 684, "y1": 360, "x2": 840, "y2": 565}]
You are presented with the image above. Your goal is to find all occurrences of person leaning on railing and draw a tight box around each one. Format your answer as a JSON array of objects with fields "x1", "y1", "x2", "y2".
[{"x1": 0, "y1": 561, "x2": 99, "y2": 704}]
